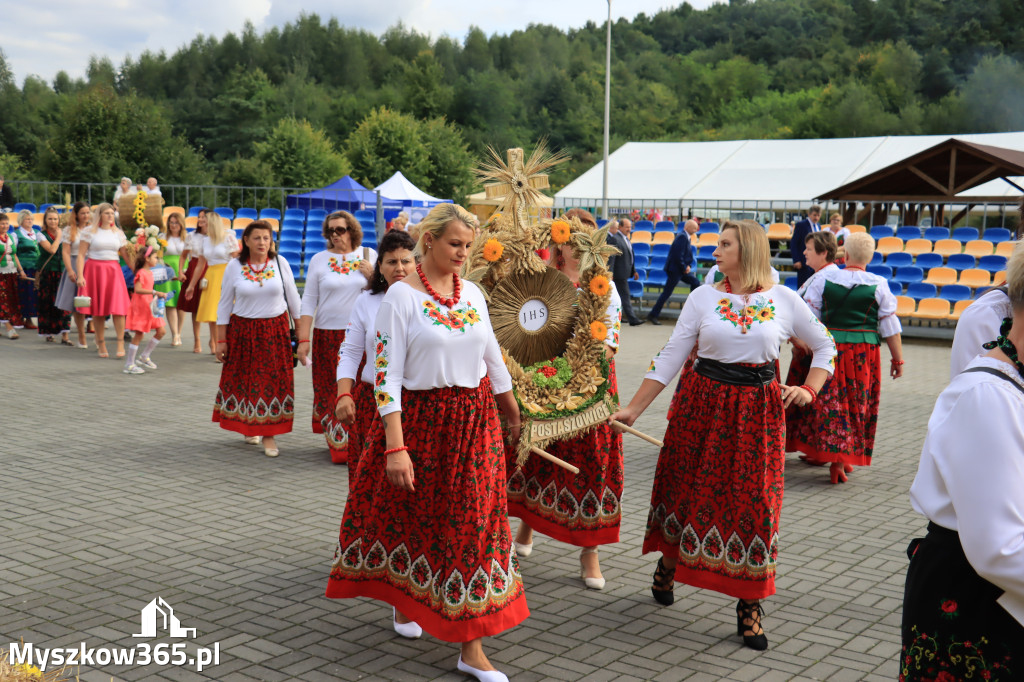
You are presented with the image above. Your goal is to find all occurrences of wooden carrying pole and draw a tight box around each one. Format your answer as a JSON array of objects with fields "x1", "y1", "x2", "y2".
[
  {"x1": 610, "y1": 420, "x2": 664, "y2": 448},
  {"x1": 529, "y1": 446, "x2": 580, "y2": 475}
]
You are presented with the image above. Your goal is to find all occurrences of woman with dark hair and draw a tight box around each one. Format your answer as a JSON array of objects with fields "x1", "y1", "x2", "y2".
[
  {"x1": 786, "y1": 232, "x2": 903, "y2": 483},
  {"x1": 213, "y1": 221, "x2": 300, "y2": 457},
  {"x1": 611, "y1": 221, "x2": 836, "y2": 650},
  {"x1": 177, "y1": 209, "x2": 208, "y2": 353},
  {"x1": 901, "y1": 242, "x2": 1024, "y2": 681},
  {"x1": 156, "y1": 211, "x2": 186, "y2": 346},
  {"x1": 76, "y1": 203, "x2": 131, "y2": 358},
  {"x1": 35, "y1": 207, "x2": 71, "y2": 344},
  {"x1": 335, "y1": 229, "x2": 415, "y2": 485},
  {"x1": 297, "y1": 210, "x2": 376, "y2": 463},
  {"x1": 55, "y1": 202, "x2": 91, "y2": 348},
  {"x1": 327, "y1": 203, "x2": 526, "y2": 681}
]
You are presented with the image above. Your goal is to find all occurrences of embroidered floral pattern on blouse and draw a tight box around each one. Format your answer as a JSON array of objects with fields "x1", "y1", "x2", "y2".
[
  {"x1": 241, "y1": 263, "x2": 276, "y2": 285},
  {"x1": 373, "y1": 331, "x2": 394, "y2": 407},
  {"x1": 715, "y1": 295, "x2": 776, "y2": 333},
  {"x1": 422, "y1": 300, "x2": 481, "y2": 333},
  {"x1": 328, "y1": 256, "x2": 362, "y2": 275},
  {"x1": 807, "y1": 315, "x2": 838, "y2": 368}
]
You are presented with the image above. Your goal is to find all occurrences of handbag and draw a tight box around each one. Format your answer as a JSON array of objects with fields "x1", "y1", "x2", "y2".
[
  {"x1": 33, "y1": 246, "x2": 60, "y2": 291},
  {"x1": 275, "y1": 255, "x2": 299, "y2": 367},
  {"x1": 199, "y1": 277, "x2": 208, "y2": 290}
]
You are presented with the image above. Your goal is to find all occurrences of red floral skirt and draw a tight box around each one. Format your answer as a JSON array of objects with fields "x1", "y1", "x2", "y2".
[
  {"x1": 177, "y1": 258, "x2": 205, "y2": 314},
  {"x1": 326, "y1": 379, "x2": 529, "y2": 642},
  {"x1": 345, "y1": 374, "x2": 375, "y2": 490},
  {"x1": 312, "y1": 327, "x2": 346, "y2": 444},
  {"x1": 0, "y1": 272, "x2": 23, "y2": 325},
  {"x1": 644, "y1": 366, "x2": 784, "y2": 601},
  {"x1": 785, "y1": 342, "x2": 880, "y2": 467},
  {"x1": 506, "y1": 364, "x2": 623, "y2": 546},
  {"x1": 213, "y1": 313, "x2": 294, "y2": 437}
]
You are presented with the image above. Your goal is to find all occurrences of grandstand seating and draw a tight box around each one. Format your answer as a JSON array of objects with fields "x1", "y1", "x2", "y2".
[
  {"x1": 996, "y1": 241, "x2": 1016, "y2": 258},
  {"x1": 646, "y1": 270, "x2": 667, "y2": 290},
  {"x1": 696, "y1": 233, "x2": 719, "y2": 247},
  {"x1": 984, "y1": 228, "x2": 1012, "y2": 243},
  {"x1": 949, "y1": 299, "x2": 972, "y2": 321},
  {"x1": 915, "y1": 298, "x2": 950, "y2": 321},
  {"x1": 697, "y1": 245, "x2": 717, "y2": 262},
  {"x1": 897, "y1": 226, "x2": 922, "y2": 240},
  {"x1": 652, "y1": 232, "x2": 675, "y2": 245},
  {"x1": 766, "y1": 223, "x2": 792, "y2": 240},
  {"x1": 904, "y1": 239, "x2": 932, "y2": 257},
  {"x1": 632, "y1": 242, "x2": 651, "y2": 257},
  {"x1": 947, "y1": 253, "x2": 975, "y2": 271},
  {"x1": 915, "y1": 253, "x2": 943, "y2": 270},
  {"x1": 978, "y1": 255, "x2": 1008, "y2": 273},
  {"x1": 905, "y1": 282, "x2": 936, "y2": 300},
  {"x1": 630, "y1": 230, "x2": 653, "y2": 245},
  {"x1": 893, "y1": 266, "x2": 924, "y2": 285},
  {"x1": 869, "y1": 252, "x2": 883, "y2": 266},
  {"x1": 885, "y1": 252, "x2": 913, "y2": 268},
  {"x1": 651, "y1": 243, "x2": 672, "y2": 257},
  {"x1": 634, "y1": 255, "x2": 649, "y2": 270},
  {"x1": 783, "y1": 276, "x2": 798, "y2": 290},
  {"x1": 959, "y1": 269, "x2": 990, "y2": 288},
  {"x1": 887, "y1": 280, "x2": 904, "y2": 296},
  {"x1": 933, "y1": 239, "x2": 962, "y2": 258},
  {"x1": 654, "y1": 221, "x2": 676, "y2": 232},
  {"x1": 845, "y1": 224, "x2": 866, "y2": 233},
  {"x1": 699, "y1": 221, "x2": 720, "y2": 234},
  {"x1": 284, "y1": 208, "x2": 305, "y2": 221},
  {"x1": 994, "y1": 271, "x2": 1007, "y2": 286},
  {"x1": 952, "y1": 227, "x2": 979, "y2": 243},
  {"x1": 627, "y1": 279, "x2": 644, "y2": 300},
  {"x1": 895, "y1": 296, "x2": 915, "y2": 317},
  {"x1": 635, "y1": 220, "x2": 655, "y2": 232},
  {"x1": 939, "y1": 284, "x2": 971, "y2": 303},
  {"x1": 876, "y1": 237, "x2": 903, "y2": 255},
  {"x1": 233, "y1": 217, "x2": 253, "y2": 231},
  {"x1": 163, "y1": 206, "x2": 185, "y2": 221},
  {"x1": 214, "y1": 207, "x2": 234, "y2": 220},
  {"x1": 923, "y1": 227, "x2": 950, "y2": 241},
  {"x1": 964, "y1": 240, "x2": 995, "y2": 258},
  {"x1": 923, "y1": 267, "x2": 956, "y2": 286},
  {"x1": 870, "y1": 226, "x2": 895, "y2": 240},
  {"x1": 259, "y1": 208, "x2": 281, "y2": 220},
  {"x1": 867, "y1": 265, "x2": 892, "y2": 279},
  {"x1": 650, "y1": 256, "x2": 668, "y2": 271},
  {"x1": 307, "y1": 209, "x2": 327, "y2": 222},
  {"x1": 236, "y1": 208, "x2": 258, "y2": 220},
  {"x1": 13, "y1": 203, "x2": 36, "y2": 212},
  {"x1": 187, "y1": 206, "x2": 207, "y2": 217}
]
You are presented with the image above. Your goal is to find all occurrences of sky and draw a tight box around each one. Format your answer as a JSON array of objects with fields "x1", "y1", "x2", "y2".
[{"x1": 4, "y1": 0, "x2": 720, "y2": 86}]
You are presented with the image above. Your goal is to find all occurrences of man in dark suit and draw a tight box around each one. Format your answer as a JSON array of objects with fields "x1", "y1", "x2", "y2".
[
  {"x1": 607, "y1": 218, "x2": 643, "y2": 326},
  {"x1": 791, "y1": 204, "x2": 822, "y2": 287},
  {"x1": 647, "y1": 219, "x2": 701, "y2": 325}
]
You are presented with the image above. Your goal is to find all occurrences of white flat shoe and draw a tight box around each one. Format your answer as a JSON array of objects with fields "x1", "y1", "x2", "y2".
[
  {"x1": 244, "y1": 436, "x2": 262, "y2": 445},
  {"x1": 580, "y1": 547, "x2": 606, "y2": 590},
  {"x1": 457, "y1": 656, "x2": 508, "y2": 682},
  {"x1": 264, "y1": 448, "x2": 279, "y2": 458},
  {"x1": 392, "y1": 608, "x2": 422, "y2": 639},
  {"x1": 514, "y1": 540, "x2": 533, "y2": 558}
]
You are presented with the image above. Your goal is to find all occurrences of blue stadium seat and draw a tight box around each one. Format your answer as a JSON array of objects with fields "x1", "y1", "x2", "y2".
[
  {"x1": 983, "y1": 228, "x2": 1012, "y2": 244},
  {"x1": 278, "y1": 249, "x2": 302, "y2": 268},
  {"x1": 259, "y1": 208, "x2": 281, "y2": 220},
  {"x1": 627, "y1": 279, "x2": 644, "y2": 299},
  {"x1": 870, "y1": 252, "x2": 883, "y2": 266},
  {"x1": 279, "y1": 237, "x2": 303, "y2": 250},
  {"x1": 632, "y1": 242, "x2": 651, "y2": 257},
  {"x1": 870, "y1": 225, "x2": 895, "y2": 240},
  {"x1": 897, "y1": 226, "x2": 922, "y2": 240},
  {"x1": 939, "y1": 284, "x2": 972, "y2": 303},
  {"x1": 284, "y1": 208, "x2": 305, "y2": 221},
  {"x1": 646, "y1": 270, "x2": 667, "y2": 290},
  {"x1": 893, "y1": 266, "x2": 924, "y2": 284},
  {"x1": 885, "y1": 252, "x2": 913, "y2": 269},
  {"x1": 650, "y1": 256, "x2": 668, "y2": 271},
  {"x1": 697, "y1": 245, "x2": 717, "y2": 262},
  {"x1": 783, "y1": 276, "x2": 798, "y2": 290},
  {"x1": 915, "y1": 253, "x2": 944, "y2": 270},
  {"x1": 698, "y1": 222, "x2": 720, "y2": 234},
  {"x1": 651, "y1": 243, "x2": 672, "y2": 257},
  {"x1": 236, "y1": 208, "x2": 258, "y2": 220},
  {"x1": 354, "y1": 209, "x2": 376, "y2": 221},
  {"x1": 13, "y1": 202, "x2": 36, "y2": 212},
  {"x1": 924, "y1": 227, "x2": 950, "y2": 241},
  {"x1": 654, "y1": 221, "x2": 676, "y2": 232},
  {"x1": 952, "y1": 227, "x2": 979, "y2": 243},
  {"x1": 596, "y1": 219, "x2": 609, "y2": 228},
  {"x1": 307, "y1": 209, "x2": 327, "y2": 222},
  {"x1": 867, "y1": 265, "x2": 893, "y2": 279},
  {"x1": 978, "y1": 255, "x2": 1008, "y2": 273},
  {"x1": 947, "y1": 254, "x2": 976, "y2": 271},
  {"x1": 187, "y1": 206, "x2": 208, "y2": 217},
  {"x1": 634, "y1": 220, "x2": 655, "y2": 232},
  {"x1": 39, "y1": 203, "x2": 58, "y2": 211},
  {"x1": 887, "y1": 280, "x2": 904, "y2": 296},
  {"x1": 281, "y1": 218, "x2": 304, "y2": 231},
  {"x1": 214, "y1": 207, "x2": 234, "y2": 220},
  {"x1": 906, "y1": 282, "x2": 937, "y2": 300},
  {"x1": 634, "y1": 255, "x2": 650, "y2": 270}
]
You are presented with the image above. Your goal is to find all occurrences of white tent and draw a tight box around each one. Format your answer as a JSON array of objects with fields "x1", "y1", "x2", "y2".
[
  {"x1": 555, "y1": 132, "x2": 1024, "y2": 211},
  {"x1": 374, "y1": 171, "x2": 448, "y2": 207}
]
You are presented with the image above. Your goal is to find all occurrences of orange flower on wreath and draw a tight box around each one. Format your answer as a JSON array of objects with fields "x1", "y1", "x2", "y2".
[
  {"x1": 489, "y1": 212, "x2": 502, "y2": 224},
  {"x1": 550, "y1": 220, "x2": 571, "y2": 244},
  {"x1": 589, "y1": 275, "x2": 610, "y2": 296},
  {"x1": 482, "y1": 238, "x2": 504, "y2": 262},
  {"x1": 590, "y1": 320, "x2": 608, "y2": 340}
]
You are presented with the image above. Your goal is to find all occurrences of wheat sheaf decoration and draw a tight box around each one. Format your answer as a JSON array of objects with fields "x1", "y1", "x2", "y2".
[{"x1": 464, "y1": 145, "x2": 623, "y2": 470}]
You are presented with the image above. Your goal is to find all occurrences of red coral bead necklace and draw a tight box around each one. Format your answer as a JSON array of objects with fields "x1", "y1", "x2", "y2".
[{"x1": 417, "y1": 263, "x2": 461, "y2": 307}]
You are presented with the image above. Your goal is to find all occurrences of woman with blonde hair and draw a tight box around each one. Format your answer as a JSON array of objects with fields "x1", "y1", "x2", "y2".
[
  {"x1": 185, "y1": 212, "x2": 239, "y2": 357},
  {"x1": 156, "y1": 211, "x2": 187, "y2": 346},
  {"x1": 177, "y1": 209, "x2": 209, "y2": 353},
  {"x1": 327, "y1": 202, "x2": 526, "y2": 682},
  {"x1": 55, "y1": 201, "x2": 91, "y2": 348},
  {"x1": 76, "y1": 203, "x2": 131, "y2": 358},
  {"x1": 611, "y1": 220, "x2": 836, "y2": 650}
]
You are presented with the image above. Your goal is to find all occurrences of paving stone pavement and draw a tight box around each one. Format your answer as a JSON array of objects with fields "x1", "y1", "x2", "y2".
[{"x1": 1, "y1": 321, "x2": 956, "y2": 681}]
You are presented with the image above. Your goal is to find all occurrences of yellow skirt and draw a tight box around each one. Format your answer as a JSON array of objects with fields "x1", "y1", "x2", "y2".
[{"x1": 196, "y1": 263, "x2": 227, "y2": 323}]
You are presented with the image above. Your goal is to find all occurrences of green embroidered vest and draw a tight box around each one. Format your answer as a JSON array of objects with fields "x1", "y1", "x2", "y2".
[
  {"x1": 16, "y1": 230, "x2": 40, "y2": 269},
  {"x1": 820, "y1": 279, "x2": 880, "y2": 345}
]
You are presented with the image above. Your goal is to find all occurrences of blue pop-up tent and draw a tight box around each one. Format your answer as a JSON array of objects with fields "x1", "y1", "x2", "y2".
[{"x1": 286, "y1": 175, "x2": 393, "y2": 212}]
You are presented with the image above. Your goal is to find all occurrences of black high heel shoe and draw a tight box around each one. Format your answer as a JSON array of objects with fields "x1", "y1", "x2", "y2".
[
  {"x1": 736, "y1": 599, "x2": 768, "y2": 650},
  {"x1": 651, "y1": 557, "x2": 675, "y2": 606}
]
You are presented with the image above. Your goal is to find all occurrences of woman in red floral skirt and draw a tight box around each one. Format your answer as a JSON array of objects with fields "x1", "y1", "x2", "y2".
[
  {"x1": 508, "y1": 208, "x2": 624, "y2": 591},
  {"x1": 334, "y1": 229, "x2": 415, "y2": 488},
  {"x1": 611, "y1": 221, "x2": 836, "y2": 650},
  {"x1": 297, "y1": 211, "x2": 376, "y2": 463},
  {"x1": 326, "y1": 203, "x2": 526, "y2": 682}
]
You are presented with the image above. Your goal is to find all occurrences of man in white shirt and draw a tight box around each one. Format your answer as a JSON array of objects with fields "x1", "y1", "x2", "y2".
[{"x1": 145, "y1": 177, "x2": 162, "y2": 196}]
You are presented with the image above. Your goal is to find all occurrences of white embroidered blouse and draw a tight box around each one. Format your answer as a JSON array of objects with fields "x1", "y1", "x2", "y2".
[
  {"x1": 337, "y1": 289, "x2": 385, "y2": 385},
  {"x1": 216, "y1": 257, "x2": 301, "y2": 323},
  {"x1": 301, "y1": 248, "x2": 378, "y2": 330},
  {"x1": 372, "y1": 280, "x2": 513, "y2": 417},
  {"x1": 799, "y1": 265, "x2": 902, "y2": 339},
  {"x1": 949, "y1": 288, "x2": 1011, "y2": 378},
  {"x1": 645, "y1": 283, "x2": 837, "y2": 386}
]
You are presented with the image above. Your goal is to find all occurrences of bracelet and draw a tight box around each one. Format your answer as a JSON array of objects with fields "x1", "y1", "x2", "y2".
[
  {"x1": 337, "y1": 392, "x2": 353, "y2": 401},
  {"x1": 799, "y1": 384, "x2": 817, "y2": 401},
  {"x1": 891, "y1": 359, "x2": 905, "y2": 365},
  {"x1": 383, "y1": 446, "x2": 408, "y2": 457},
  {"x1": 217, "y1": 340, "x2": 227, "y2": 345},
  {"x1": 297, "y1": 339, "x2": 310, "y2": 344}
]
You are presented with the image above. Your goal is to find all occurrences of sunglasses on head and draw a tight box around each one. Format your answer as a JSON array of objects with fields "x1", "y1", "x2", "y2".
[{"x1": 328, "y1": 226, "x2": 351, "y2": 235}]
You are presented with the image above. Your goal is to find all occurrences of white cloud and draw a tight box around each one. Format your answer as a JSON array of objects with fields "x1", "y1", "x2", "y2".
[{"x1": 4, "y1": 0, "x2": 719, "y2": 85}]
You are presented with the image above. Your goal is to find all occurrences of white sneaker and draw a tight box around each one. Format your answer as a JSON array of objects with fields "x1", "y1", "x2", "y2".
[
  {"x1": 136, "y1": 357, "x2": 158, "y2": 370},
  {"x1": 123, "y1": 364, "x2": 145, "y2": 375}
]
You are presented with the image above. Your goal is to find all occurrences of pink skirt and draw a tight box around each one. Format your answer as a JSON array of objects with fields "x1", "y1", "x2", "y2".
[{"x1": 78, "y1": 260, "x2": 130, "y2": 317}]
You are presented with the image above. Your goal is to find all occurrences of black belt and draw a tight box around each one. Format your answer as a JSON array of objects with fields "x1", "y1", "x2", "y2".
[
  {"x1": 694, "y1": 357, "x2": 776, "y2": 387},
  {"x1": 926, "y1": 521, "x2": 958, "y2": 540}
]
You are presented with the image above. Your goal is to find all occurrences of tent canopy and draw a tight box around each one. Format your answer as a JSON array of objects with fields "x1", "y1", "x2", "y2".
[
  {"x1": 555, "y1": 132, "x2": 1024, "y2": 210},
  {"x1": 374, "y1": 171, "x2": 449, "y2": 208},
  {"x1": 286, "y1": 175, "x2": 381, "y2": 212}
]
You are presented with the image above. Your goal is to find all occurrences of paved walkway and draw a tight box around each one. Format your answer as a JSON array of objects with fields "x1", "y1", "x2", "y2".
[{"x1": 1, "y1": 322, "x2": 955, "y2": 681}]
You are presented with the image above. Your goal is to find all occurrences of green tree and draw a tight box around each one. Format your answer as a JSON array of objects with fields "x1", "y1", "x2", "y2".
[
  {"x1": 254, "y1": 117, "x2": 349, "y2": 188},
  {"x1": 202, "y1": 66, "x2": 275, "y2": 161},
  {"x1": 344, "y1": 107, "x2": 428, "y2": 189},
  {"x1": 420, "y1": 117, "x2": 474, "y2": 203}
]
